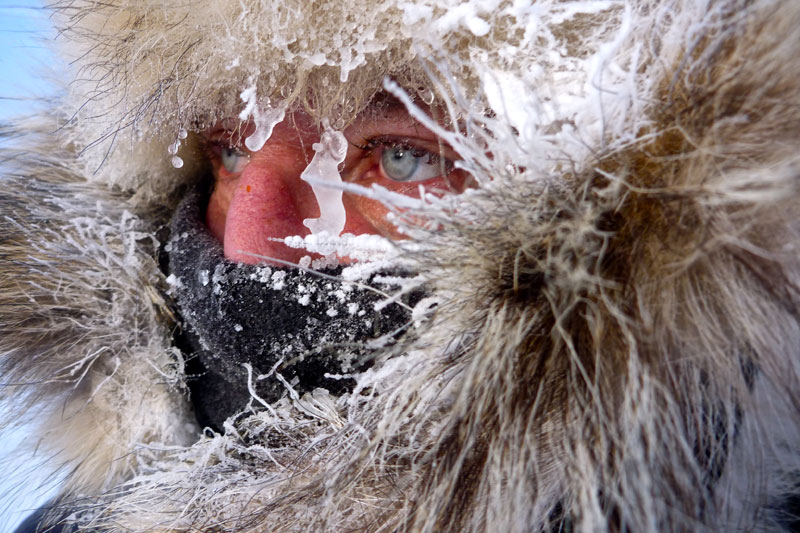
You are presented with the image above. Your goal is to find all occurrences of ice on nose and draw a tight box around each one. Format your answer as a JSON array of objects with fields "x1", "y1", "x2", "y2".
[{"x1": 301, "y1": 124, "x2": 348, "y2": 236}]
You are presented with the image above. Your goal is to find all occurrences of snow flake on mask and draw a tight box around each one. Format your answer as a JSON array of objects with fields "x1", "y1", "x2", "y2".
[
  {"x1": 270, "y1": 270, "x2": 287, "y2": 290},
  {"x1": 212, "y1": 263, "x2": 228, "y2": 295},
  {"x1": 165, "y1": 273, "x2": 185, "y2": 295},
  {"x1": 248, "y1": 266, "x2": 273, "y2": 284},
  {"x1": 240, "y1": 261, "x2": 405, "y2": 319}
]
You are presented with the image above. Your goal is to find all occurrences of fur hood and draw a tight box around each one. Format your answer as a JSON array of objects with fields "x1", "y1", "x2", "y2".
[{"x1": 2, "y1": 0, "x2": 800, "y2": 531}]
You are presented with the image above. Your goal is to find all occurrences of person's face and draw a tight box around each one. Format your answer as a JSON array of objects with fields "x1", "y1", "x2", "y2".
[{"x1": 202, "y1": 99, "x2": 469, "y2": 265}]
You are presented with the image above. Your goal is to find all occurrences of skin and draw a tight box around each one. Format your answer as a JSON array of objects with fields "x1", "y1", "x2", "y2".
[{"x1": 204, "y1": 102, "x2": 467, "y2": 265}]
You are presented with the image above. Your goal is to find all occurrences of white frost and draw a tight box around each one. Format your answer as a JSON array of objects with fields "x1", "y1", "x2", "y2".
[
  {"x1": 282, "y1": 232, "x2": 395, "y2": 262},
  {"x1": 300, "y1": 122, "x2": 348, "y2": 236}
]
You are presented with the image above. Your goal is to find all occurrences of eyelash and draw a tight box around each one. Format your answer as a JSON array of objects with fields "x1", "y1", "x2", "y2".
[{"x1": 357, "y1": 136, "x2": 452, "y2": 170}]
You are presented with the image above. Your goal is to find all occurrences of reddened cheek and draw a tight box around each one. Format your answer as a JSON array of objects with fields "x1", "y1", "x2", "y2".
[
  {"x1": 206, "y1": 169, "x2": 241, "y2": 242},
  {"x1": 341, "y1": 195, "x2": 400, "y2": 239},
  {"x1": 205, "y1": 192, "x2": 228, "y2": 244}
]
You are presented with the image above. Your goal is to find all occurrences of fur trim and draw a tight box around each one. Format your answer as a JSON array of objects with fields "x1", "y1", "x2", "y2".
[
  {"x1": 0, "y1": 124, "x2": 196, "y2": 498},
  {"x1": 1, "y1": 0, "x2": 799, "y2": 531}
]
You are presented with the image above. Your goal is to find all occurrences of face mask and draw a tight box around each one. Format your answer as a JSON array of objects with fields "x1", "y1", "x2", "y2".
[{"x1": 167, "y1": 185, "x2": 420, "y2": 431}]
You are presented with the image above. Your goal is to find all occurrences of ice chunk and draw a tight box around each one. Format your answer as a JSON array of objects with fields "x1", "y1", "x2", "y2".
[
  {"x1": 226, "y1": 56, "x2": 240, "y2": 70},
  {"x1": 402, "y1": 4, "x2": 433, "y2": 25},
  {"x1": 239, "y1": 82, "x2": 287, "y2": 152},
  {"x1": 168, "y1": 135, "x2": 185, "y2": 168},
  {"x1": 466, "y1": 16, "x2": 490, "y2": 36},
  {"x1": 167, "y1": 128, "x2": 189, "y2": 168},
  {"x1": 271, "y1": 270, "x2": 287, "y2": 290},
  {"x1": 245, "y1": 105, "x2": 286, "y2": 152},
  {"x1": 300, "y1": 122, "x2": 348, "y2": 236}
]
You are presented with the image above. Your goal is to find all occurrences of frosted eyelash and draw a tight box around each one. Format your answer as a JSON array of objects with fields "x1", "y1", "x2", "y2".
[{"x1": 356, "y1": 136, "x2": 452, "y2": 170}]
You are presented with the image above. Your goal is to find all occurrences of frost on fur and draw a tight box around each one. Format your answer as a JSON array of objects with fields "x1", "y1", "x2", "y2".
[
  {"x1": 0, "y1": 130, "x2": 197, "y2": 505},
  {"x1": 2, "y1": 0, "x2": 800, "y2": 532}
]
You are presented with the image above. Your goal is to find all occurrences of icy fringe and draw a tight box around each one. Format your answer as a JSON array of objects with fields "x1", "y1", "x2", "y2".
[
  {"x1": 1, "y1": 0, "x2": 799, "y2": 531},
  {"x1": 29, "y1": 1, "x2": 798, "y2": 532}
]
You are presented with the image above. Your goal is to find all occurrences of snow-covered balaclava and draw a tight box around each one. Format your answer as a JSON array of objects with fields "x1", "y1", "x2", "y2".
[{"x1": 167, "y1": 182, "x2": 424, "y2": 430}]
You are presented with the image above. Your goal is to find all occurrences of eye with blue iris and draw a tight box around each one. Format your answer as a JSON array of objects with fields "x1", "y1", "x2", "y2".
[
  {"x1": 220, "y1": 146, "x2": 250, "y2": 173},
  {"x1": 378, "y1": 143, "x2": 448, "y2": 182}
]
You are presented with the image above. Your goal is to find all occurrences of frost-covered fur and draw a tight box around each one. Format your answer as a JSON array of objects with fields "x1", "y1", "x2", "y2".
[{"x1": 2, "y1": 0, "x2": 800, "y2": 531}]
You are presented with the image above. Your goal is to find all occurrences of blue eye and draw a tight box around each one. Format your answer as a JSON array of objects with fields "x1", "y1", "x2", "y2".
[
  {"x1": 221, "y1": 147, "x2": 250, "y2": 173},
  {"x1": 380, "y1": 145, "x2": 443, "y2": 182}
]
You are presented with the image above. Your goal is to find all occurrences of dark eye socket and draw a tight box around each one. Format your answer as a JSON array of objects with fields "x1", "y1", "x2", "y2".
[{"x1": 205, "y1": 140, "x2": 250, "y2": 174}]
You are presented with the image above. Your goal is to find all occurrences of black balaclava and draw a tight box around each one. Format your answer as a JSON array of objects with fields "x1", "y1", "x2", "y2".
[{"x1": 167, "y1": 185, "x2": 417, "y2": 432}]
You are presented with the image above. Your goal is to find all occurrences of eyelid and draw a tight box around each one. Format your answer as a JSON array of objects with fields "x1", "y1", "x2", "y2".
[
  {"x1": 356, "y1": 135, "x2": 457, "y2": 164},
  {"x1": 204, "y1": 122, "x2": 256, "y2": 148},
  {"x1": 347, "y1": 135, "x2": 458, "y2": 186},
  {"x1": 203, "y1": 136, "x2": 251, "y2": 175},
  {"x1": 203, "y1": 136, "x2": 251, "y2": 161},
  {"x1": 345, "y1": 109, "x2": 459, "y2": 160},
  {"x1": 207, "y1": 138, "x2": 248, "y2": 154}
]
